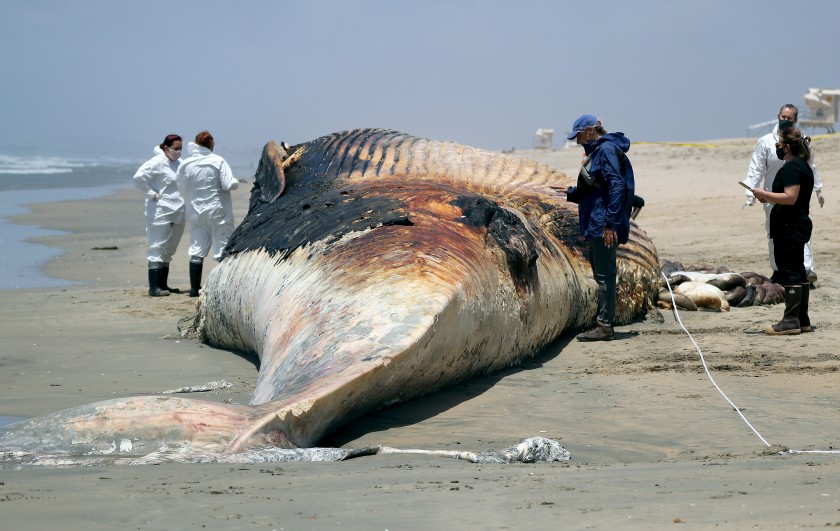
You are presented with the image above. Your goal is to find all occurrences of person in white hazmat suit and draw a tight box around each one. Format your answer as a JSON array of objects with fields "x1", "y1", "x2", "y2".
[
  {"x1": 132, "y1": 133, "x2": 186, "y2": 297},
  {"x1": 177, "y1": 130, "x2": 240, "y2": 297},
  {"x1": 743, "y1": 104, "x2": 824, "y2": 284}
]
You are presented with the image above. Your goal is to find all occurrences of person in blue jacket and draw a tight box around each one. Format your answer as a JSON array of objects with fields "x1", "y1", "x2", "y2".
[{"x1": 562, "y1": 115, "x2": 635, "y2": 341}]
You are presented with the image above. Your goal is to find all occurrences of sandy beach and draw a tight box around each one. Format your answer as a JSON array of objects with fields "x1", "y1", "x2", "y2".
[{"x1": 2, "y1": 134, "x2": 840, "y2": 529}]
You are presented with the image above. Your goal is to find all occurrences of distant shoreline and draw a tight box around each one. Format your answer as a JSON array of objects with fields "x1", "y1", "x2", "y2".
[{"x1": 0, "y1": 184, "x2": 131, "y2": 290}]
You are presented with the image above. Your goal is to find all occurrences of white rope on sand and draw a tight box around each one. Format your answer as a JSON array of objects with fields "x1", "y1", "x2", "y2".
[{"x1": 661, "y1": 272, "x2": 840, "y2": 455}]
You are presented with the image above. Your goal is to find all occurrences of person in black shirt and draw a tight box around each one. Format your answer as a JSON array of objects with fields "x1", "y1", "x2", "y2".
[{"x1": 749, "y1": 127, "x2": 814, "y2": 335}]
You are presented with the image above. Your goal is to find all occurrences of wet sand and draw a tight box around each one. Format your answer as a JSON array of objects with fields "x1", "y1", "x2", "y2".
[{"x1": 2, "y1": 135, "x2": 840, "y2": 529}]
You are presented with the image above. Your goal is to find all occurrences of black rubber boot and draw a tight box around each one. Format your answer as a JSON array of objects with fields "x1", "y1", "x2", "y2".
[
  {"x1": 189, "y1": 261, "x2": 203, "y2": 298},
  {"x1": 799, "y1": 284, "x2": 812, "y2": 332},
  {"x1": 160, "y1": 265, "x2": 181, "y2": 294},
  {"x1": 765, "y1": 285, "x2": 801, "y2": 335},
  {"x1": 148, "y1": 268, "x2": 170, "y2": 297}
]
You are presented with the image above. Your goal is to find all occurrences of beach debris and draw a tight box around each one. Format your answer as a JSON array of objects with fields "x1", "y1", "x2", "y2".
[
  {"x1": 658, "y1": 259, "x2": 783, "y2": 311},
  {"x1": 674, "y1": 282, "x2": 730, "y2": 311},
  {"x1": 176, "y1": 311, "x2": 199, "y2": 339},
  {"x1": 1, "y1": 436, "x2": 569, "y2": 466},
  {"x1": 346, "y1": 436, "x2": 571, "y2": 464},
  {"x1": 90, "y1": 246, "x2": 119, "y2": 250},
  {"x1": 158, "y1": 380, "x2": 232, "y2": 394}
]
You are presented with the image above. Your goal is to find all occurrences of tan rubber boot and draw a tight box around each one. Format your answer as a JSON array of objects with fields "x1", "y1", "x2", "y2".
[{"x1": 765, "y1": 285, "x2": 801, "y2": 335}]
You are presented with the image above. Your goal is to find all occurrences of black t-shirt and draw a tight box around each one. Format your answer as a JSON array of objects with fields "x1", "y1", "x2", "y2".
[{"x1": 771, "y1": 157, "x2": 814, "y2": 221}]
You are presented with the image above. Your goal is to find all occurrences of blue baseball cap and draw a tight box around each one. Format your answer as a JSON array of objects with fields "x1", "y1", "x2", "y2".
[{"x1": 566, "y1": 114, "x2": 598, "y2": 140}]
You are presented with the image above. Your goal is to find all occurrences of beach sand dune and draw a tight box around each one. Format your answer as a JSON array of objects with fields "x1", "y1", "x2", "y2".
[{"x1": 2, "y1": 135, "x2": 840, "y2": 529}]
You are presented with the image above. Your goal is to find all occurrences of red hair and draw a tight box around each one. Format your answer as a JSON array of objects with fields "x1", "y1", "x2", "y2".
[{"x1": 195, "y1": 131, "x2": 214, "y2": 150}]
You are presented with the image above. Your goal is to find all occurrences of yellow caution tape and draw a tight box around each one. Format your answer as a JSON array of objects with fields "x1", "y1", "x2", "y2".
[
  {"x1": 634, "y1": 141, "x2": 719, "y2": 148},
  {"x1": 810, "y1": 132, "x2": 839, "y2": 141}
]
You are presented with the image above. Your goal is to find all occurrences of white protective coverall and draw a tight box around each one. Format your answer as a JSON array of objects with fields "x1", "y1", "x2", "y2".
[
  {"x1": 177, "y1": 142, "x2": 239, "y2": 261},
  {"x1": 743, "y1": 125, "x2": 823, "y2": 275},
  {"x1": 132, "y1": 146, "x2": 186, "y2": 263}
]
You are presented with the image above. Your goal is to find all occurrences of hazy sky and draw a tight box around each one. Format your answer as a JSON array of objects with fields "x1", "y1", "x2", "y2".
[{"x1": 1, "y1": 0, "x2": 838, "y2": 163}]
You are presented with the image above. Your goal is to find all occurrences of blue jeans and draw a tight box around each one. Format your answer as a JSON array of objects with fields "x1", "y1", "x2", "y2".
[{"x1": 588, "y1": 237, "x2": 617, "y2": 326}]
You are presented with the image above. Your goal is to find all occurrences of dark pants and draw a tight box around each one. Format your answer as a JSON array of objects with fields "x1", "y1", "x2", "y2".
[
  {"x1": 771, "y1": 214, "x2": 811, "y2": 286},
  {"x1": 588, "y1": 237, "x2": 617, "y2": 326},
  {"x1": 773, "y1": 234, "x2": 807, "y2": 285}
]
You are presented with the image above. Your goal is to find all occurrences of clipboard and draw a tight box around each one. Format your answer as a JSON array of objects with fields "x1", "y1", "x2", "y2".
[{"x1": 738, "y1": 181, "x2": 752, "y2": 190}]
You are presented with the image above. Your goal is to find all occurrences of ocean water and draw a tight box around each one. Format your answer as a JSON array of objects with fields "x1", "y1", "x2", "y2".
[
  {"x1": 0, "y1": 154, "x2": 136, "y2": 290},
  {"x1": 0, "y1": 416, "x2": 25, "y2": 428},
  {"x1": 0, "y1": 153, "x2": 261, "y2": 291},
  {"x1": 0, "y1": 154, "x2": 138, "y2": 192},
  {"x1": 0, "y1": 153, "x2": 257, "y2": 291}
]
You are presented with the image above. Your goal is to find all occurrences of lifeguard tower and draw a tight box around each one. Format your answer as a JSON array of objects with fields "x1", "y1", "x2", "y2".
[
  {"x1": 747, "y1": 87, "x2": 840, "y2": 136},
  {"x1": 799, "y1": 88, "x2": 840, "y2": 133},
  {"x1": 533, "y1": 128, "x2": 554, "y2": 150}
]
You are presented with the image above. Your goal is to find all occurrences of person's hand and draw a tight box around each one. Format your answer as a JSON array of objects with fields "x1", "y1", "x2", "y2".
[
  {"x1": 752, "y1": 189, "x2": 767, "y2": 204},
  {"x1": 153, "y1": 192, "x2": 161, "y2": 201},
  {"x1": 604, "y1": 227, "x2": 617, "y2": 248},
  {"x1": 549, "y1": 185, "x2": 567, "y2": 194},
  {"x1": 817, "y1": 190, "x2": 825, "y2": 208}
]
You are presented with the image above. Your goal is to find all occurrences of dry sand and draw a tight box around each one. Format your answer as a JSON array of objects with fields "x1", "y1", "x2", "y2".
[{"x1": 2, "y1": 135, "x2": 840, "y2": 529}]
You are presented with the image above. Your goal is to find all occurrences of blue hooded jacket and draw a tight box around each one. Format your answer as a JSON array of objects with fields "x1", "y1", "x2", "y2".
[{"x1": 566, "y1": 132, "x2": 635, "y2": 243}]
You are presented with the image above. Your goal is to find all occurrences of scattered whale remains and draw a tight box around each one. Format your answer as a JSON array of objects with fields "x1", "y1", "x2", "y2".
[
  {"x1": 658, "y1": 260, "x2": 785, "y2": 311},
  {"x1": 1, "y1": 129, "x2": 660, "y2": 465}
]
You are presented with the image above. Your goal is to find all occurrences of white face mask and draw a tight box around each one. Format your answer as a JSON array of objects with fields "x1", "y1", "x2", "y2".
[{"x1": 167, "y1": 149, "x2": 182, "y2": 160}]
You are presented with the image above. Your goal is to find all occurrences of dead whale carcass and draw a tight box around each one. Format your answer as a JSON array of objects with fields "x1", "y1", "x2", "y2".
[{"x1": 0, "y1": 129, "x2": 659, "y2": 462}]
